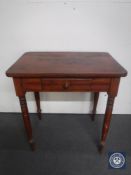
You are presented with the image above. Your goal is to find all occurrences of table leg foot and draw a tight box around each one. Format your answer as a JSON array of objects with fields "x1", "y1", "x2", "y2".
[
  {"x1": 37, "y1": 109, "x2": 42, "y2": 120},
  {"x1": 98, "y1": 141, "x2": 105, "y2": 153},
  {"x1": 29, "y1": 139, "x2": 36, "y2": 151}
]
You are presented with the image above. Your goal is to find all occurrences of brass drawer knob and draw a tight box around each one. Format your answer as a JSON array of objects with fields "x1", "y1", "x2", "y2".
[{"x1": 63, "y1": 81, "x2": 70, "y2": 89}]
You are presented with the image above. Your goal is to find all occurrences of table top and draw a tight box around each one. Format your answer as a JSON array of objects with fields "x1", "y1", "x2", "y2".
[{"x1": 6, "y1": 52, "x2": 127, "y2": 78}]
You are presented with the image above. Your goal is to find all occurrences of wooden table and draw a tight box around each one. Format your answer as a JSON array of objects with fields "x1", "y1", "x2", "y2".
[{"x1": 6, "y1": 52, "x2": 127, "y2": 151}]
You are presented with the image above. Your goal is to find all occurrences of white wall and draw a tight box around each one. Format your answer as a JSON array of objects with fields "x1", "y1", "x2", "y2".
[{"x1": 0, "y1": 0, "x2": 131, "y2": 114}]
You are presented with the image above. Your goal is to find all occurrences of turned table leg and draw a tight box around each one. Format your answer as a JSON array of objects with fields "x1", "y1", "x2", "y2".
[
  {"x1": 91, "y1": 92, "x2": 99, "y2": 121},
  {"x1": 34, "y1": 92, "x2": 42, "y2": 120},
  {"x1": 19, "y1": 96, "x2": 35, "y2": 151},
  {"x1": 99, "y1": 95, "x2": 115, "y2": 152}
]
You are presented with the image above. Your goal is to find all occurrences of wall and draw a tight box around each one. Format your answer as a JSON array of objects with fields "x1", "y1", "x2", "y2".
[{"x1": 0, "y1": 0, "x2": 131, "y2": 114}]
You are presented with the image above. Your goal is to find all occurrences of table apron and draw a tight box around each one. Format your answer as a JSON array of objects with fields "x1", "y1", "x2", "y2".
[{"x1": 19, "y1": 78, "x2": 111, "y2": 92}]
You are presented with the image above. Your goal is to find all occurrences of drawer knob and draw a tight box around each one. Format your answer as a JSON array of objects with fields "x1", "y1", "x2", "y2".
[{"x1": 63, "y1": 81, "x2": 70, "y2": 89}]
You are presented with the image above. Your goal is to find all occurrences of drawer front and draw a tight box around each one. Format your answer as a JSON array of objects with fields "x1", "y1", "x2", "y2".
[
  {"x1": 22, "y1": 78, "x2": 42, "y2": 91},
  {"x1": 42, "y1": 78, "x2": 111, "y2": 92},
  {"x1": 21, "y1": 78, "x2": 111, "y2": 92}
]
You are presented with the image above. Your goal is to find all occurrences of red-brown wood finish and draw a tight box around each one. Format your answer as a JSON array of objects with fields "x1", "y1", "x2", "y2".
[
  {"x1": 6, "y1": 52, "x2": 127, "y2": 152},
  {"x1": 34, "y1": 92, "x2": 42, "y2": 120},
  {"x1": 6, "y1": 52, "x2": 127, "y2": 78},
  {"x1": 91, "y1": 92, "x2": 99, "y2": 121},
  {"x1": 19, "y1": 96, "x2": 35, "y2": 151}
]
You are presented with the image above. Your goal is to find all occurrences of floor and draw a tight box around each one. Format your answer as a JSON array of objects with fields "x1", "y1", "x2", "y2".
[{"x1": 0, "y1": 113, "x2": 130, "y2": 175}]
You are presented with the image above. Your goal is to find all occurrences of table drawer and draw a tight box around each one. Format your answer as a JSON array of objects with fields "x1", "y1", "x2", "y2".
[
  {"x1": 22, "y1": 78, "x2": 42, "y2": 91},
  {"x1": 42, "y1": 78, "x2": 111, "y2": 92},
  {"x1": 22, "y1": 78, "x2": 111, "y2": 92}
]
